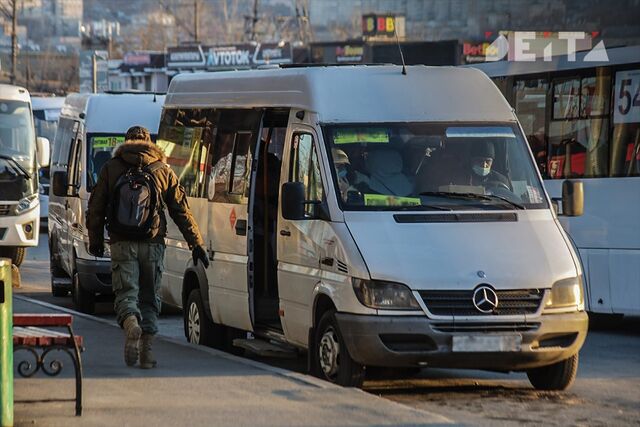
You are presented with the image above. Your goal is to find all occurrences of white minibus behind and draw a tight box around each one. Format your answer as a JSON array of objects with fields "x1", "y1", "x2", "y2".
[{"x1": 157, "y1": 66, "x2": 588, "y2": 390}]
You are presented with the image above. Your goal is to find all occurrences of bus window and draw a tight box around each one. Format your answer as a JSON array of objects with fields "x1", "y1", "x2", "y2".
[
  {"x1": 548, "y1": 71, "x2": 611, "y2": 179},
  {"x1": 514, "y1": 78, "x2": 549, "y2": 177},
  {"x1": 611, "y1": 69, "x2": 640, "y2": 177}
]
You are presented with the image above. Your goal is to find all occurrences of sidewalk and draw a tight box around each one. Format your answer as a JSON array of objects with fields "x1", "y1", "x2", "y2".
[{"x1": 12, "y1": 296, "x2": 452, "y2": 427}]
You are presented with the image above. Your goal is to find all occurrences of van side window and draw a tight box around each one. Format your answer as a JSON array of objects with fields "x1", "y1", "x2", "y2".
[
  {"x1": 52, "y1": 118, "x2": 77, "y2": 167},
  {"x1": 209, "y1": 109, "x2": 262, "y2": 203},
  {"x1": 157, "y1": 108, "x2": 217, "y2": 198},
  {"x1": 290, "y1": 132, "x2": 324, "y2": 215},
  {"x1": 68, "y1": 123, "x2": 82, "y2": 189}
]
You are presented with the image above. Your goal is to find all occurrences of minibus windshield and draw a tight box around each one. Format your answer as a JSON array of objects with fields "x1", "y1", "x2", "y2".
[
  {"x1": 323, "y1": 123, "x2": 548, "y2": 211},
  {"x1": 86, "y1": 133, "x2": 158, "y2": 189},
  {"x1": 86, "y1": 134, "x2": 126, "y2": 189},
  {"x1": 0, "y1": 100, "x2": 35, "y2": 171}
]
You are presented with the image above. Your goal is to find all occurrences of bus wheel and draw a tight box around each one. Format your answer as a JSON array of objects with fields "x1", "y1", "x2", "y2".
[
  {"x1": 0, "y1": 247, "x2": 26, "y2": 267},
  {"x1": 527, "y1": 353, "x2": 579, "y2": 391},
  {"x1": 313, "y1": 310, "x2": 364, "y2": 387},
  {"x1": 72, "y1": 271, "x2": 95, "y2": 314},
  {"x1": 186, "y1": 289, "x2": 223, "y2": 348}
]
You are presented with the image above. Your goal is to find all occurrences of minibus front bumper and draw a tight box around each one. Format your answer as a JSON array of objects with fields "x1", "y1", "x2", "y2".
[
  {"x1": 335, "y1": 312, "x2": 588, "y2": 370},
  {"x1": 76, "y1": 258, "x2": 113, "y2": 294}
]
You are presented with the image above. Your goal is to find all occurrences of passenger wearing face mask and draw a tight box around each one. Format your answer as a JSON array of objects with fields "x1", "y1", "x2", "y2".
[{"x1": 468, "y1": 142, "x2": 510, "y2": 189}]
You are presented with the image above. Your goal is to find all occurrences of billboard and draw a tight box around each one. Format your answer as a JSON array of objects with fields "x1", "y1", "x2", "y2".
[{"x1": 167, "y1": 43, "x2": 292, "y2": 70}]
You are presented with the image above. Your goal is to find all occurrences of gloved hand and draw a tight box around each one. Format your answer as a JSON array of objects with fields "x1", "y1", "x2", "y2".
[
  {"x1": 192, "y1": 245, "x2": 209, "y2": 269},
  {"x1": 89, "y1": 242, "x2": 104, "y2": 258}
]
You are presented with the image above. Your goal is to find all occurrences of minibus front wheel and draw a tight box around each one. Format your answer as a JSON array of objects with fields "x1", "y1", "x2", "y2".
[
  {"x1": 313, "y1": 310, "x2": 364, "y2": 387},
  {"x1": 527, "y1": 353, "x2": 579, "y2": 391}
]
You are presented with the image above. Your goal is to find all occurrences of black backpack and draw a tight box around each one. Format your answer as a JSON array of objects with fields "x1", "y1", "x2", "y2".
[{"x1": 107, "y1": 160, "x2": 165, "y2": 240}]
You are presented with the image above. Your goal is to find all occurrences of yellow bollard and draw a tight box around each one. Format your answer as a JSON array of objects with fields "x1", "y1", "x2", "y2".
[{"x1": 0, "y1": 258, "x2": 13, "y2": 427}]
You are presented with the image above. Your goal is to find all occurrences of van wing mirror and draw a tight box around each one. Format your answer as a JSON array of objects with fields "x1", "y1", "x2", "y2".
[
  {"x1": 561, "y1": 180, "x2": 584, "y2": 217},
  {"x1": 281, "y1": 182, "x2": 306, "y2": 220},
  {"x1": 52, "y1": 171, "x2": 69, "y2": 197},
  {"x1": 36, "y1": 137, "x2": 50, "y2": 168}
]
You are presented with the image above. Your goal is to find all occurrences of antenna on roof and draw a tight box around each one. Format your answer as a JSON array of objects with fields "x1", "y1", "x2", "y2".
[
  {"x1": 394, "y1": 24, "x2": 407, "y2": 75},
  {"x1": 153, "y1": 92, "x2": 157, "y2": 103}
]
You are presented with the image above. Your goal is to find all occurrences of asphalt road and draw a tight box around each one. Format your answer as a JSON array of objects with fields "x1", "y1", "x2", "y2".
[{"x1": 15, "y1": 235, "x2": 640, "y2": 426}]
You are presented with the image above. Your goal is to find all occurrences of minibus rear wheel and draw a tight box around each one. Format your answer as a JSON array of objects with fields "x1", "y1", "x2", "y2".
[
  {"x1": 313, "y1": 310, "x2": 365, "y2": 387},
  {"x1": 186, "y1": 289, "x2": 223, "y2": 348},
  {"x1": 527, "y1": 353, "x2": 579, "y2": 391}
]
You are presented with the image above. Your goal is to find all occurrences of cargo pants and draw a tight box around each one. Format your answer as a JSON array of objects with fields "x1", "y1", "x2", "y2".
[{"x1": 110, "y1": 241, "x2": 165, "y2": 335}]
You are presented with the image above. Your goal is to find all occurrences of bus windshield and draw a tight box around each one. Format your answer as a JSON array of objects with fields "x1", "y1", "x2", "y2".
[
  {"x1": 323, "y1": 123, "x2": 548, "y2": 211},
  {"x1": 0, "y1": 100, "x2": 36, "y2": 169},
  {"x1": 33, "y1": 109, "x2": 60, "y2": 142}
]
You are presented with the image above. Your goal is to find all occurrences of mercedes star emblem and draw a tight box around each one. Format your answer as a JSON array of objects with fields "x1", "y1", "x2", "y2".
[{"x1": 472, "y1": 285, "x2": 499, "y2": 313}]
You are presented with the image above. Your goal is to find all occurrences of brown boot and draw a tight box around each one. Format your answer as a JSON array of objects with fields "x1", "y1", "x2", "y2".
[
  {"x1": 123, "y1": 315, "x2": 142, "y2": 367},
  {"x1": 139, "y1": 334, "x2": 157, "y2": 369}
]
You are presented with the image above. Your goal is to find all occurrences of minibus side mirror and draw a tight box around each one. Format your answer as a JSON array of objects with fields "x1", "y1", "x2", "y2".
[
  {"x1": 36, "y1": 137, "x2": 50, "y2": 168},
  {"x1": 281, "y1": 182, "x2": 306, "y2": 220},
  {"x1": 52, "y1": 171, "x2": 69, "y2": 197},
  {"x1": 561, "y1": 180, "x2": 584, "y2": 217}
]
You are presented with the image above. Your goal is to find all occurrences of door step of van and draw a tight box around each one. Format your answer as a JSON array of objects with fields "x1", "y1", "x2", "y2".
[{"x1": 232, "y1": 338, "x2": 298, "y2": 358}]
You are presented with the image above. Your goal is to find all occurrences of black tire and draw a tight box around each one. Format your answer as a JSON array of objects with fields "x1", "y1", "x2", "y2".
[
  {"x1": 312, "y1": 310, "x2": 365, "y2": 387},
  {"x1": 72, "y1": 271, "x2": 95, "y2": 314},
  {"x1": 0, "y1": 246, "x2": 26, "y2": 267},
  {"x1": 185, "y1": 289, "x2": 224, "y2": 348},
  {"x1": 527, "y1": 353, "x2": 579, "y2": 391}
]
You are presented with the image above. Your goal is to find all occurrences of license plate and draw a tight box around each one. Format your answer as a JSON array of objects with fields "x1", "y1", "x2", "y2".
[{"x1": 452, "y1": 335, "x2": 522, "y2": 352}]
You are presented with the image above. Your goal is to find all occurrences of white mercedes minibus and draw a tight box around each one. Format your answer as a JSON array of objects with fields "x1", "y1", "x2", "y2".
[
  {"x1": 157, "y1": 65, "x2": 588, "y2": 390},
  {"x1": 0, "y1": 84, "x2": 50, "y2": 266}
]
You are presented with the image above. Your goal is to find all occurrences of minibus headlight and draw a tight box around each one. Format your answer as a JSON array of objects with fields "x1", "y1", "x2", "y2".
[
  {"x1": 15, "y1": 195, "x2": 38, "y2": 214},
  {"x1": 352, "y1": 278, "x2": 421, "y2": 310},
  {"x1": 544, "y1": 276, "x2": 584, "y2": 312}
]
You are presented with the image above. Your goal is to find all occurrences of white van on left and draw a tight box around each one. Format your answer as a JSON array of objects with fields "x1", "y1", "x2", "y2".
[{"x1": 0, "y1": 84, "x2": 50, "y2": 266}]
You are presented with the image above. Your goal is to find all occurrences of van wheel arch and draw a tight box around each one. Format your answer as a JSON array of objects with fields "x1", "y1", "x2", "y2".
[{"x1": 182, "y1": 266, "x2": 212, "y2": 335}]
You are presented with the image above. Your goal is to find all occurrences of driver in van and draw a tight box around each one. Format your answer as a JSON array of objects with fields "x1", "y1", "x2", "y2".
[
  {"x1": 332, "y1": 148, "x2": 371, "y2": 202},
  {"x1": 467, "y1": 141, "x2": 510, "y2": 189}
]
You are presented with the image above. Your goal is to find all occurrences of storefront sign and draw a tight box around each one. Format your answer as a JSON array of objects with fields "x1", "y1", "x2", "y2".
[
  {"x1": 362, "y1": 14, "x2": 405, "y2": 38},
  {"x1": 335, "y1": 45, "x2": 364, "y2": 63},
  {"x1": 123, "y1": 53, "x2": 152, "y2": 66},
  {"x1": 462, "y1": 41, "x2": 501, "y2": 64},
  {"x1": 167, "y1": 43, "x2": 292, "y2": 70}
]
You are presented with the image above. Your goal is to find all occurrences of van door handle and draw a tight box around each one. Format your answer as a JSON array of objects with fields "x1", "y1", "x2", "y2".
[
  {"x1": 280, "y1": 229, "x2": 291, "y2": 237},
  {"x1": 235, "y1": 219, "x2": 247, "y2": 236}
]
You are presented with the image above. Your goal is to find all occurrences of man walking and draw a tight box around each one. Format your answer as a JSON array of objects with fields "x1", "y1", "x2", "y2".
[{"x1": 87, "y1": 126, "x2": 209, "y2": 368}]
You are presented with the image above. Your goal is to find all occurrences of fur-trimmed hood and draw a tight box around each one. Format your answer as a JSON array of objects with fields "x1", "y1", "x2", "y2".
[{"x1": 113, "y1": 140, "x2": 166, "y2": 167}]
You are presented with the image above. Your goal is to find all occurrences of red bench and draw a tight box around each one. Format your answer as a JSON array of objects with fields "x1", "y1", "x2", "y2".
[{"x1": 13, "y1": 313, "x2": 84, "y2": 416}]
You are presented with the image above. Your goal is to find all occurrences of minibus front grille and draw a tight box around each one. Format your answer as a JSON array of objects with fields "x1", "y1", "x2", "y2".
[
  {"x1": 0, "y1": 228, "x2": 6, "y2": 240},
  {"x1": 420, "y1": 289, "x2": 544, "y2": 316},
  {"x1": 432, "y1": 322, "x2": 541, "y2": 333},
  {"x1": 0, "y1": 205, "x2": 11, "y2": 216}
]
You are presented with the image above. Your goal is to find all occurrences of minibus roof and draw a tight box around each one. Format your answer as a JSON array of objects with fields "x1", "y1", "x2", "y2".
[
  {"x1": 0, "y1": 84, "x2": 31, "y2": 103},
  {"x1": 165, "y1": 65, "x2": 516, "y2": 123},
  {"x1": 31, "y1": 96, "x2": 65, "y2": 111},
  {"x1": 61, "y1": 93, "x2": 165, "y2": 134}
]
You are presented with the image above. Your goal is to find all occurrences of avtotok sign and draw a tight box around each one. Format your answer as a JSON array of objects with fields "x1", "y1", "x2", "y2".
[{"x1": 167, "y1": 43, "x2": 292, "y2": 70}]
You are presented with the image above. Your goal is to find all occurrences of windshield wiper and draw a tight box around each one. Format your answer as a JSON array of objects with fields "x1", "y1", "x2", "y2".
[
  {"x1": 418, "y1": 191, "x2": 525, "y2": 210},
  {"x1": 0, "y1": 155, "x2": 31, "y2": 179}
]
